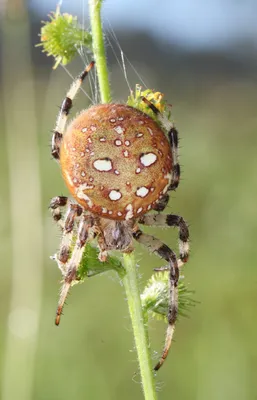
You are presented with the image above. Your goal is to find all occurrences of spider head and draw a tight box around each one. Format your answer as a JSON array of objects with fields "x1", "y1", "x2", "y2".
[{"x1": 101, "y1": 219, "x2": 133, "y2": 251}]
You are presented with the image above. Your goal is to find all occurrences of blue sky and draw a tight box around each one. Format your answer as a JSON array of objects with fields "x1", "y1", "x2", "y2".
[{"x1": 31, "y1": 0, "x2": 257, "y2": 50}]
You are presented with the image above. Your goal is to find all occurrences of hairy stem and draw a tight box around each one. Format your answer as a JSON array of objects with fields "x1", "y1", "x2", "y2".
[
  {"x1": 89, "y1": 0, "x2": 111, "y2": 103},
  {"x1": 123, "y1": 254, "x2": 157, "y2": 400},
  {"x1": 88, "y1": 2, "x2": 157, "y2": 398}
]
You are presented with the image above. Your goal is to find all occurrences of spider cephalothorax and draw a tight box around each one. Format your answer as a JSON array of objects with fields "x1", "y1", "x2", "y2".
[{"x1": 50, "y1": 62, "x2": 189, "y2": 371}]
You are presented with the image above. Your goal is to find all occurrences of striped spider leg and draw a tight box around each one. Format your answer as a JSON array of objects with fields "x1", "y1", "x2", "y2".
[
  {"x1": 51, "y1": 61, "x2": 95, "y2": 161},
  {"x1": 55, "y1": 214, "x2": 94, "y2": 326},
  {"x1": 50, "y1": 196, "x2": 83, "y2": 274},
  {"x1": 142, "y1": 97, "x2": 181, "y2": 212},
  {"x1": 134, "y1": 213, "x2": 189, "y2": 370}
]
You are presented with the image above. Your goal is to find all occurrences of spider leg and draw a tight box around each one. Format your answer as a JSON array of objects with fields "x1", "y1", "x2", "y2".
[
  {"x1": 50, "y1": 200, "x2": 83, "y2": 276},
  {"x1": 152, "y1": 193, "x2": 170, "y2": 212},
  {"x1": 49, "y1": 196, "x2": 68, "y2": 230},
  {"x1": 55, "y1": 215, "x2": 92, "y2": 326},
  {"x1": 133, "y1": 229, "x2": 179, "y2": 370},
  {"x1": 142, "y1": 97, "x2": 180, "y2": 192},
  {"x1": 138, "y1": 214, "x2": 189, "y2": 263},
  {"x1": 51, "y1": 61, "x2": 95, "y2": 160}
]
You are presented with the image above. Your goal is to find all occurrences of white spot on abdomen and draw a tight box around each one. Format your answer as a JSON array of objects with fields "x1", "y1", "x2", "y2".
[
  {"x1": 140, "y1": 153, "x2": 157, "y2": 167},
  {"x1": 136, "y1": 187, "x2": 149, "y2": 198},
  {"x1": 76, "y1": 184, "x2": 94, "y2": 208},
  {"x1": 93, "y1": 159, "x2": 112, "y2": 171},
  {"x1": 114, "y1": 126, "x2": 124, "y2": 134},
  {"x1": 109, "y1": 190, "x2": 122, "y2": 201},
  {"x1": 125, "y1": 204, "x2": 133, "y2": 220}
]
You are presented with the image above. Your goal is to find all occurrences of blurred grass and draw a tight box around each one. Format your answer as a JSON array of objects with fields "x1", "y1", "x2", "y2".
[{"x1": 1, "y1": 5, "x2": 257, "y2": 400}]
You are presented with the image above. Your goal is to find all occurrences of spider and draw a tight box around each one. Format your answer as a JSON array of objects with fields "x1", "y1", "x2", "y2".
[{"x1": 50, "y1": 61, "x2": 189, "y2": 371}]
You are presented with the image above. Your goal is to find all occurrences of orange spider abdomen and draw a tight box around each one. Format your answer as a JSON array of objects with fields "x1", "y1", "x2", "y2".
[{"x1": 60, "y1": 104, "x2": 172, "y2": 220}]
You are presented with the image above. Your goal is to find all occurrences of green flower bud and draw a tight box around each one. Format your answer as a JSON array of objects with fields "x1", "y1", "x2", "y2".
[
  {"x1": 37, "y1": 6, "x2": 92, "y2": 69},
  {"x1": 141, "y1": 271, "x2": 196, "y2": 321}
]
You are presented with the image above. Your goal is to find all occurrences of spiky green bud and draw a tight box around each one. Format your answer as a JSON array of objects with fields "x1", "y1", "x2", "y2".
[
  {"x1": 141, "y1": 272, "x2": 196, "y2": 321},
  {"x1": 37, "y1": 7, "x2": 92, "y2": 69}
]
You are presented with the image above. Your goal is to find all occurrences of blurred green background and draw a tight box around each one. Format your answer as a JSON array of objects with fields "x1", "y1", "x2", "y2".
[{"x1": 1, "y1": 0, "x2": 257, "y2": 399}]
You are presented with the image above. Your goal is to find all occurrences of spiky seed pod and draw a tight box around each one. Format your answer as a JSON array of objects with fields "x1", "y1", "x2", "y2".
[
  {"x1": 37, "y1": 7, "x2": 92, "y2": 69},
  {"x1": 141, "y1": 272, "x2": 196, "y2": 321}
]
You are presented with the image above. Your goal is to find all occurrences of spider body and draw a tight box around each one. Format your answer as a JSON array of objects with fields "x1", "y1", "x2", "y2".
[
  {"x1": 60, "y1": 103, "x2": 172, "y2": 220},
  {"x1": 50, "y1": 62, "x2": 189, "y2": 371}
]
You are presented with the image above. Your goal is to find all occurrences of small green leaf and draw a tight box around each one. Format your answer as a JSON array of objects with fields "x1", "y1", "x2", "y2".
[{"x1": 75, "y1": 243, "x2": 125, "y2": 283}]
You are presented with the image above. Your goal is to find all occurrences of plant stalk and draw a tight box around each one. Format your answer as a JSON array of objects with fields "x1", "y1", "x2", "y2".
[
  {"x1": 88, "y1": 2, "x2": 157, "y2": 398},
  {"x1": 89, "y1": 0, "x2": 111, "y2": 103},
  {"x1": 122, "y1": 254, "x2": 157, "y2": 400}
]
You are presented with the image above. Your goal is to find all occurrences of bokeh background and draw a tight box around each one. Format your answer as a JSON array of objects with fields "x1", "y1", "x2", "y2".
[{"x1": 1, "y1": 0, "x2": 257, "y2": 399}]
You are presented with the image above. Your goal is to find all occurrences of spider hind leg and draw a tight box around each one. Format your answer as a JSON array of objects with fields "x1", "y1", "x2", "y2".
[
  {"x1": 152, "y1": 193, "x2": 170, "y2": 212},
  {"x1": 142, "y1": 97, "x2": 181, "y2": 192},
  {"x1": 133, "y1": 230, "x2": 179, "y2": 370},
  {"x1": 138, "y1": 213, "x2": 190, "y2": 263}
]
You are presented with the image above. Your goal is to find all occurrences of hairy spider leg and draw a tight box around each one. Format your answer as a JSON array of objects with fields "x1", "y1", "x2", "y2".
[
  {"x1": 49, "y1": 196, "x2": 68, "y2": 230},
  {"x1": 142, "y1": 97, "x2": 180, "y2": 192},
  {"x1": 133, "y1": 229, "x2": 179, "y2": 370},
  {"x1": 50, "y1": 197, "x2": 83, "y2": 272},
  {"x1": 55, "y1": 215, "x2": 93, "y2": 326},
  {"x1": 51, "y1": 61, "x2": 95, "y2": 160},
  {"x1": 152, "y1": 193, "x2": 170, "y2": 212},
  {"x1": 138, "y1": 214, "x2": 189, "y2": 263}
]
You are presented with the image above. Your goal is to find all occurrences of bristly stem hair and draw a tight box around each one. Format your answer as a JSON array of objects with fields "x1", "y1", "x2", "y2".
[{"x1": 88, "y1": 1, "x2": 157, "y2": 398}]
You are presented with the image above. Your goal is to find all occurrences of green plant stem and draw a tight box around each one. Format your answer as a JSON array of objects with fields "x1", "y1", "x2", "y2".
[
  {"x1": 88, "y1": 2, "x2": 156, "y2": 397},
  {"x1": 123, "y1": 253, "x2": 157, "y2": 400},
  {"x1": 89, "y1": 0, "x2": 111, "y2": 103}
]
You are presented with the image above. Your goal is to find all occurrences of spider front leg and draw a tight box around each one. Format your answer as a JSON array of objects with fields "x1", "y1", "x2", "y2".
[
  {"x1": 50, "y1": 198, "x2": 83, "y2": 273},
  {"x1": 49, "y1": 196, "x2": 68, "y2": 230},
  {"x1": 51, "y1": 61, "x2": 95, "y2": 160},
  {"x1": 55, "y1": 214, "x2": 93, "y2": 326},
  {"x1": 133, "y1": 229, "x2": 179, "y2": 370},
  {"x1": 138, "y1": 213, "x2": 189, "y2": 263}
]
